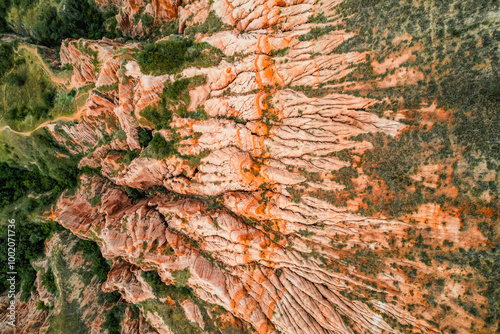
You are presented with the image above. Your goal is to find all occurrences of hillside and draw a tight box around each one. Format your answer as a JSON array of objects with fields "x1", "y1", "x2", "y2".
[{"x1": 0, "y1": 0, "x2": 498, "y2": 333}]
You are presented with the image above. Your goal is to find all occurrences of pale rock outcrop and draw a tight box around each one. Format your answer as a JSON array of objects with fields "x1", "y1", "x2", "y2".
[
  {"x1": 102, "y1": 259, "x2": 156, "y2": 303},
  {"x1": 178, "y1": 0, "x2": 210, "y2": 32},
  {"x1": 54, "y1": 176, "x2": 441, "y2": 334},
  {"x1": 181, "y1": 299, "x2": 205, "y2": 329},
  {"x1": 121, "y1": 305, "x2": 160, "y2": 334}
]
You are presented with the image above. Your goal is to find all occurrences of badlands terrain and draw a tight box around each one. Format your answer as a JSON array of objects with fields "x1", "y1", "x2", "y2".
[{"x1": 0, "y1": 0, "x2": 498, "y2": 333}]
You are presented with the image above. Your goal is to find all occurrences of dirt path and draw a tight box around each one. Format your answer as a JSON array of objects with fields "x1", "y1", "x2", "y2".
[
  {"x1": 1, "y1": 46, "x2": 85, "y2": 136},
  {"x1": 0, "y1": 96, "x2": 85, "y2": 136},
  {"x1": 17, "y1": 45, "x2": 73, "y2": 88}
]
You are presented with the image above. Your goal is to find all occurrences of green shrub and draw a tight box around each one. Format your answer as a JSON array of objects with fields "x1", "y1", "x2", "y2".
[
  {"x1": 141, "y1": 13, "x2": 154, "y2": 28},
  {"x1": 138, "y1": 128, "x2": 153, "y2": 147},
  {"x1": 6, "y1": 0, "x2": 120, "y2": 47},
  {"x1": 141, "y1": 133, "x2": 177, "y2": 159},
  {"x1": 5, "y1": 72, "x2": 27, "y2": 86},
  {"x1": 102, "y1": 303, "x2": 126, "y2": 334},
  {"x1": 72, "y1": 238, "x2": 111, "y2": 283},
  {"x1": 0, "y1": 221, "x2": 62, "y2": 300},
  {"x1": 307, "y1": 13, "x2": 328, "y2": 23},
  {"x1": 142, "y1": 270, "x2": 194, "y2": 299},
  {"x1": 140, "y1": 105, "x2": 173, "y2": 129},
  {"x1": 135, "y1": 37, "x2": 221, "y2": 76},
  {"x1": 41, "y1": 268, "x2": 58, "y2": 295},
  {"x1": 298, "y1": 229, "x2": 316, "y2": 237},
  {"x1": 0, "y1": 43, "x2": 14, "y2": 77},
  {"x1": 298, "y1": 25, "x2": 335, "y2": 41},
  {"x1": 184, "y1": 11, "x2": 230, "y2": 36},
  {"x1": 172, "y1": 269, "x2": 191, "y2": 288}
]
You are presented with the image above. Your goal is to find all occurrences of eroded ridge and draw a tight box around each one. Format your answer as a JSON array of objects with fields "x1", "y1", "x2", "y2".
[{"x1": 39, "y1": 0, "x2": 498, "y2": 333}]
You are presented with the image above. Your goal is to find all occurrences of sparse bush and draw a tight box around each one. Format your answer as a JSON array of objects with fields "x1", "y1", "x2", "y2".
[
  {"x1": 172, "y1": 269, "x2": 191, "y2": 288},
  {"x1": 135, "y1": 37, "x2": 221, "y2": 76}
]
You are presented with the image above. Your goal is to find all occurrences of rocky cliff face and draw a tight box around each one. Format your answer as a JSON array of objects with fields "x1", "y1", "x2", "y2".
[{"x1": 4, "y1": 0, "x2": 496, "y2": 333}]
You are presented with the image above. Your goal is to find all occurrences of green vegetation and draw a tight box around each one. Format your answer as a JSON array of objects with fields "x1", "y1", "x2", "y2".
[
  {"x1": 307, "y1": 13, "x2": 328, "y2": 24},
  {"x1": 141, "y1": 270, "x2": 250, "y2": 334},
  {"x1": 0, "y1": 161, "x2": 68, "y2": 209},
  {"x1": 4, "y1": 0, "x2": 120, "y2": 47},
  {"x1": 0, "y1": 127, "x2": 81, "y2": 184},
  {"x1": 141, "y1": 133, "x2": 177, "y2": 159},
  {"x1": 0, "y1": 43, "x2": 79, "y2": 132},
  {"x1": 0, "y1": 96, "x2": 82, "y2": 302},
  {"x1": 72, "y1": 238, "x2": 111, "y2": 283},
  {"x1": 0, "y1": 125, "x2": 80, "y2": 300},
  {"x1": 41, "y1": 267, "x2": 58, "y2": 295},
  {"x1": 445, "y1": 247, "x2": 499, "y2": 326},
  {"x1": 44, "y1": 231, "x2": 119, "y2": 334},
  {"x1": 102, "y1": 303, "x2": 127, "y2": 334},
  {"x1": 135, "y1": 36, "x2": 221, "y2": 76},
  {"x1": 317, "y1": 2, "x2": 499, "y2": 328},
  {"x1": 298, "y1": 25, "x2": 335, "y2": 41},
  {"x1": 143, "y1": 270, "x2": 193, "y2": 300},
  {"x1": 357, "y1": 122, "x2": 454, "y2": 216},
  {"x1": 137, "y1": 127, "x2": 153, "y2": 147},
  {"x1": 184, "y1": 11, "x2": 232, "y2": 36},
  {"x1": 141, "y1": 13, "x2": 154, "y2": 28},
  {"x1": 46, "y1": 299, "x2": 88, "y2": 334},
  {"x1": 141, "y1": 299, "x2": 206, "y2": 334},
  {"x1": 140, "y1": 76, "x2": 207, "y2": 129},
  {"x1": 270, "y1": 47, "x2": 289, "y2": 57},
  {"x1": 329, "y1": 0, "x2": 499, "y2": 224},
  {"x1": 90, "y1": 194, "x2": 101, "y2": 207},
  {"x1": 332, "y1": 0, "x2": 499, "y2": 164},
  {"x1": 138, "y1": 77, "x2": 212, "y2": 166},
  {"x1": 0, "y1": 220, "x2": 62, "y2": 300},
  {"x1": 0, "y1": 42, "x2": 15, "y2": 77},
  {"x1": 140, "y1": 105, "x2": 173, "y2": 130},
  {"x1": 172, "y1": 268, "x2": 191, "y2": 288},
  {"x1": 297, "y1": 229, "x2": 316, "y2": 237}
]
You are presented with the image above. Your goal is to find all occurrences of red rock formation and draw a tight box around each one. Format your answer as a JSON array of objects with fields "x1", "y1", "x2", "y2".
[
  {"x1": 40, "y1": 0, "x2": 494, "y2": 333},
  {"x1": 102, "y1": 259, "x2": 156, "y2": 303},
  {"x1": 54, "y1": 175, "x2": 443, "y2": 334},
  {"x1": 181, "y1": 299, "x2": 205, "y2": 329}
]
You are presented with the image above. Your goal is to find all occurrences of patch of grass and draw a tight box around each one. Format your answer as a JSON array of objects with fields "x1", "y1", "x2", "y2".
[
  {"x1": 72, "y1": 238, "x2": 111, "y2": 283},
  {"x1": 0, "y1": 220, "x2": 63, "y2": 300},
  {"x1": 297, "y1": 229, "x2": 316, "y2": 237},
  {"x1": 90, "y1": 194, "x2": 101, "y2": 207},
  {"x1": 102, "y1": 303, "x2": 126, "y2": 334},
  {"x1": 142, "y1": 269, "x2": 194, "y2": 300},
  {"x1": 6, "y1": 0, "x2": 120, "y2": 47},
  {"x1": 141, "y1": 133, "x2": 177, "y2": 159},
  {"x1": 0, "y1": 42, "x2": 15, "y2": 77},
  {"x1": 46, "y1": 299, "x2": 88, "y2": 334},
  {"x1": 135, "y1": 36, "x2": 221, "y2": 76},
  {"x1": 298, "y1": 25, "x2": 335, "y2": 41},
  {"x1": 140, "y1": 105, "x2": 172, "y2": 130},
  {"x1": 184, "y1": 11, "x2": 232, "y2": 36},
  {"x1": 0, "y1": 45, "x2": 79, "y2": 132},
  {"x1": 41, "y1": 267, "x2": 58, "y2": 295},
  {"x1": 142, "y1": 270, "x2": 252, "y2": 334},
  {"x1": 172, "y1": 268, "x2": 191, "y2": 288},
  {"x1": 140, "y1": 299, "x2": 204, "y2": 334},
  {"x1": 342, "y1": 248, "x2": 384, "y2": 276}
]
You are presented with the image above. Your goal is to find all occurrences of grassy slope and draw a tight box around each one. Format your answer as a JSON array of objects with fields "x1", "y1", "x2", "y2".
[
  {"x1": 0, "y1": 43, "x2": 78, "y2": 132},
  {"x1": 313, "y1": 0, "x2": 500, "y2": 331}
]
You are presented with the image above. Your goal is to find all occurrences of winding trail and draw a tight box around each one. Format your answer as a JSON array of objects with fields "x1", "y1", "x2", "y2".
[
  {"x1": 0, "y1": 105, "x2": 85, "y2": 136},
  {"x1": 1, "y1": 45, "x2": 86, "y2": 136},
  {"x1": 17, "y1": 45, "x2": 73, "y2": 88}
]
